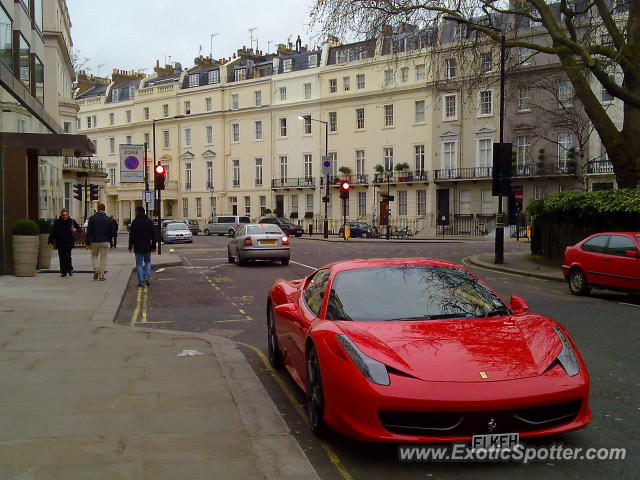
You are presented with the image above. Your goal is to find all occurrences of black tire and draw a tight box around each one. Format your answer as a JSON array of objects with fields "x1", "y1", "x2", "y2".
[
  {"x1": 228, "y1": 229, "x2": 235, "y2": 236},
  {"x1": 281, "y1": 258, "x2": 290, "y2": 266},
  {"x1": 307, "y1": 346, "x2": 327, "y2": 436},
  {"x1": 238, "y1": 254, "x2": 248, "y2": 266},
  {"x1": 568, "y1": 268, "x2": 590, "y2": 296},
  {"x1": 267, "y1": 305, "x2": 283, "y2": 369},
  {"x1": 295, "y1": 233, "x2": 302, "y2": 238},
  {"x1": 227, "y1": 248, "x2": 235, "y2": 263},
  {"x1": 204, "y1": 229, "x2": 210, "y2": 236}
]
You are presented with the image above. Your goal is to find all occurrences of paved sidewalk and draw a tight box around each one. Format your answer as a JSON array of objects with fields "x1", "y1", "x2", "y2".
[
  {"x1": 0, "y1": 247, "x2": 319, "y2": 479},
  {"x1": 467, "y1": 252, "x2": 565, "y2": 282}
]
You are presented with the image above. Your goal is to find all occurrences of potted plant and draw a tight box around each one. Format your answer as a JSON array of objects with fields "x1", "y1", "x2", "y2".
[
  {"x1": 394, "y1": 162, "x2": 410, "y2": 181},
  {"x1": 290, "y1": 211, "x2": 299, "y2": 219},
  {"x1": 537, "y1": 148, "x2": 546, "y2": 174},
  {"x1": 374, "y1": 164, "x2": 384, "y2": 182},
  {"x1": 37, "y1": 219, "x2": 52, "y2": 269},
  {"x1": 12, "y1": 219, "x2": 40, "y2": 277},
  {"x1": 338, "y1": 166, "x2": 352, "y2": 177},
  {"x1": 566, "y1": 147, "x2": 577, "y2": 173},
  {"x1": 263, "y1": 208, "x2": 272, "y2": 215}
]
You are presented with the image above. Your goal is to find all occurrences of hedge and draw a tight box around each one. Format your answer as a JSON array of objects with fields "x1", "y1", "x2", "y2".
[{"x1": 527, "y1": 189, "x2": 640, "y2": 229}]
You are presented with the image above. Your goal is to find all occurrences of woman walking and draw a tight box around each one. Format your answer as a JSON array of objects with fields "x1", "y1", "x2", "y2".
[{"x1": 48, "y1": 208, "x2": 80, "y2": 277}]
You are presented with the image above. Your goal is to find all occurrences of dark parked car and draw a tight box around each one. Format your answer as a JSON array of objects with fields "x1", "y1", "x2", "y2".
[
  {"x1": 181, "y1": 219, "x2": 201, "y2": 235},
  {"x1": 563, "y1": 232, "x2": 640, "y2": 296},
  {"x1": 338, "y1": 221, "x2": 373, "y2": 238},
  {"x1": 259, "y1": 217, "x2": 304, "y2": 237}
]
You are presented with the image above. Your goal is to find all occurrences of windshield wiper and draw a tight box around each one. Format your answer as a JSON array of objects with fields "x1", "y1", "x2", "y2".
[
  {"x1": 483, "y1": 308, "x2": 511, "y2": 318},
  {"x1": 387, "y1": 313, "x2": 473, "y2": 321}
]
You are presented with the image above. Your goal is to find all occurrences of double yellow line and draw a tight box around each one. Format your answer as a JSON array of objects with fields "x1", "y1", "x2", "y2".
[{"x1": 130, "y1": 285, "x2": 170, "y2": 326}]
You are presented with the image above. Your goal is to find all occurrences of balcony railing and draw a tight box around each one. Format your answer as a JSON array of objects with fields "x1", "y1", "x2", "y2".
[
  {"x1": 512, "y1": 162, "x2": 577, "y2": 177},
  {"x1": 434, "y1": 167, "x2": 492, "y2": 181},
  {"x1": 586, "y1": 160, "x2": 614, "y2": 175},
  {"x1": 372, "y1": 170, "x2": 430, "y2": 183},
  {"x1": 271, "y1": 177, "x2": 315, "y2": 189},
  {"x1": 63, "y1": 157, "x2": 105, "y2": 174}
]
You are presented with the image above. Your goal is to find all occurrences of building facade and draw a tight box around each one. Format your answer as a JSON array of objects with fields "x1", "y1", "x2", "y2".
[
  {"x1": 77, "y1": 20, "x2": 618, "y2": 234},
  {"x1": 0, "y1": 0, "x2": 93, "y2": 274}
]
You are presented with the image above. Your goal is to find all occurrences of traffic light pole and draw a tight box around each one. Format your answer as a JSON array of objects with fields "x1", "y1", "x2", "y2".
[
  {"x1": 342, "y1": 197, "x2": 347, "y2": 240},
  {"x1": 144, "y1": 142, "x2": 150, "y2": 213},
  {"x1": 386, "y1": 173, "x2": 391, "y2": 240},
  {"x1": 156, "y1": 183, "x2": 162, "y2": 255},
  {"x1": 494, "y1": 33, "x2": 506, "y2": 264},
  {"x1": 83, "y1": 177, "x2": 89, "y2": 222}
]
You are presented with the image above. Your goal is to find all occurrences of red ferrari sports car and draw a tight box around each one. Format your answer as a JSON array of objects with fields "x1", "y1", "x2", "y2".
[{"x1": 267, "y1": 258, "x2": 591, "y2": 444}]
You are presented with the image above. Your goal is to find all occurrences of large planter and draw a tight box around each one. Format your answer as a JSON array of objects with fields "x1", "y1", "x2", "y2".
[
  {"x1": 13, "y1": 236, "x2": 39, "y2": 277},
  {"x1": 37, "y1": 234, "x2": 52, "y2": 269}
]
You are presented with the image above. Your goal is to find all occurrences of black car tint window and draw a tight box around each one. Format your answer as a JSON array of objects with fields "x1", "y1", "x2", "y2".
[
  {"x1": 582, "y1": 235, "x2": 610, "y2": 253},
  {"x1": 606, "y1": 235, "x2": 636, "y2": 256},
  {"x1": 303, "y1": 269, "x2": 331, "y2": 317}
]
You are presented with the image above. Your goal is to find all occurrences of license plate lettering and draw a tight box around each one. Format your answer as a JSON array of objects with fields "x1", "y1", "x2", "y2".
[{"x1": 472, "y1": 433, "x2": 519, "y2": 450}]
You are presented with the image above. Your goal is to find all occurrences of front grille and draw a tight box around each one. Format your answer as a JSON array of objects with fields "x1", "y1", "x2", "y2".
[{"x1": 379, "y1": 401, "x2": 581, "y2": 436}]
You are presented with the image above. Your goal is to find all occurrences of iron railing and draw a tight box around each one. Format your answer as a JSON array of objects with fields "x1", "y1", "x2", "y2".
[
  {"x1": 271, "y1": 177, "x2": 315, "y2": 188},
  {"x1": 63, "y1": 157, "x2": 105, "y2": 174},
  {"x1": 434, "y1": 167, "x2": 492, "y2": 181},
  {"x1": 586, "y1": 160, "x2": 614, "y2": 175},
  {"x1": 372, "y1": 170, "x2": 429, "y2": 183}
]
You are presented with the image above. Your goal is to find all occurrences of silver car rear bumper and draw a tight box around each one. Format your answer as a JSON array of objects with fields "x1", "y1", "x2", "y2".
[{"x1": 241, "y1": 248, "x2": 289, "y2": 259}]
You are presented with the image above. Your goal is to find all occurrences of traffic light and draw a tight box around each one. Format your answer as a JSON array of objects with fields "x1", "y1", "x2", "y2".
[
  {"x1": 339, "y1": 181, "x2": 350, "y2": 200},
  {"x1": 492, "y1": 143, "x2": 513, "y2": 196},
  {"x1": 154, "y1": 164, "x2": 166, "y2": 190},
  {"x1": 89, "y1": 184, "x2": 99, "y2": 201},
  {"x1": 73, "y1": 184, "x2": 83, "y2": 201}
]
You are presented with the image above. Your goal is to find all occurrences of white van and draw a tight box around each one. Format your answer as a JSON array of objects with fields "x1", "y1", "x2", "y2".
[{"x1": 203, "y1": 215, "x2": 251, "y2": 236}]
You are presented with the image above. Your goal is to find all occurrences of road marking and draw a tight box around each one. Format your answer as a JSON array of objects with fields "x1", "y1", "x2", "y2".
[
  {"x1": 213, "y1": 318, "x2": 252, "y2": 323},
  {"x1": 130, "y1": 286, "x2": 143, "y2": 326},
  {"x1": 201, "y1": 271, "x2": 253, "y2": 321},
  {"x1": 141, "y1": 287, "x2": 148, "y2": 323},
  {"x1": 289, "y1": 260, "x2": 319, "y2": 271},
  {"x1": 619, "y1": 302, "x2": 640, "y2": 308},
  {"x1": 235, "y1": 341, "x2": 353, "y2": 480}
]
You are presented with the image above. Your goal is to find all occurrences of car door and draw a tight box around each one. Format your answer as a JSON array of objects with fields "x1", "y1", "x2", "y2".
[
  {"x1": 231, "y1": 226, "x2": 244, "y2": 255},
  {"x1": 601, "y1": 234, "x2": 640, "y2": 290},
  {"x1": 579, "y1": 234, "x2": 611, "y2": 285},
  {"x1": 289, "y1": 269, "x2": 331, "y2": 379}
]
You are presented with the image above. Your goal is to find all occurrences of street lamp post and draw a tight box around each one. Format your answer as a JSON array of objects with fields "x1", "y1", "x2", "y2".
[
  {"x1": 298, "y1": 114, "x2": 329, "y2": 238},
  {"x1": 444, "y1": 16, "x2": 507, "y2": 264},
  {"x1": 386, "y1": 169, "x2": 391, "y2": 240}
]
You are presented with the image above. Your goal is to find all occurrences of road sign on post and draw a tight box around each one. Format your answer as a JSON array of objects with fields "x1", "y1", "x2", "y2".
[
  {"x1": 492, "y1": 143, "x2": 512, "y2": 196},
  {"x1": 119, "y1": 144, "x2": 145, "y2": 183}
]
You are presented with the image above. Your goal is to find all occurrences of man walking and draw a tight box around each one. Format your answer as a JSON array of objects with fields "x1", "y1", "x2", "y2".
[
  {"x1": 128, "y1": 206, "x2": 156, "y2": 287},
  {"x1": 85, "y1": 203, "x2": 116, "y2": 281}
]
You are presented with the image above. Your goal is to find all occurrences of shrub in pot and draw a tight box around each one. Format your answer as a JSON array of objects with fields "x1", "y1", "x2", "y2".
[
  {"x1": 37, "y1": 219, "x2": 52, "y2": 269},
  {"x1": 12, "y1": 219, "x2": 40, "y2": 276}
]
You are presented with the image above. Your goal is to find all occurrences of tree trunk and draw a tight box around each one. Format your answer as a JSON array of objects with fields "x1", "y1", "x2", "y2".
[{"x1": 609, "y1": 145, "x2": 640, "y2": 188}]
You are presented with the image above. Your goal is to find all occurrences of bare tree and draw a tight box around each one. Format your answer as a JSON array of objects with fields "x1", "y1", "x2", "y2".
[
  {"x1": 311, "y1": 0, "x2": 640, "y2": 188},
  {"x1": 70, "y1": 48, "x2": 90, "y2": 80}
]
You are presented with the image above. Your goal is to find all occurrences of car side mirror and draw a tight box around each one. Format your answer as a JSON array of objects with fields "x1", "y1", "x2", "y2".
[
  {"x1": 624, "y1": 250, "x2": 639, "y2": 259},
  {"x1": 510, "y1": 295, "x2": 528, "y2": 314}
]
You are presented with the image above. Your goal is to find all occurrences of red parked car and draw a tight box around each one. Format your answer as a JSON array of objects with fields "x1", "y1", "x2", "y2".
[
  {"x1": 563, "y1": 232, "x2": 640, "y2": 296},
  {"x1": 267, "y1": 258, "x2": 590, "y2": 443}
]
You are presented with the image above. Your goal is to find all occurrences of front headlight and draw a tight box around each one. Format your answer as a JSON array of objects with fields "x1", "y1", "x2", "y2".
[
  {"x1": 552, "y1": 326, "x2": 580, "y2": 376},
  {"x1": 336, "y1": 334, "x2": 390, "y2": 386}
]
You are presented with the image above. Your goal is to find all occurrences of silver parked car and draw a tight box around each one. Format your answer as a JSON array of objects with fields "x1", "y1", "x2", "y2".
[
  {"x1": 227, "y1": 224, "x2": 290, "y2": 266},
  {"x1": 163, "y1": 222, "x2": 193, "y2": 244},
  {"x1": 203, "y1": 215, "x2": 251, "y2": 236}
]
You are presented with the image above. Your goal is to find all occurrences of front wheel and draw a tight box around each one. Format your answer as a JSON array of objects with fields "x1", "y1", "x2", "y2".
[
  {"x1": 307, "y1": 346, "x2": 327, "y2": 436},
  {"x1": 568, "y1": 268, "x2": 590, "y2": 296},
  {"x1": 267, "y1": 306, "x2": 282, "y2": 369}
]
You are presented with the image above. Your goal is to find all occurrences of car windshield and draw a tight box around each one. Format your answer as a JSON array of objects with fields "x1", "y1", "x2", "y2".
[
  {"x1": 167, "y1": 223, "x2": 188, "y2": 231},
  {"x1": 326, "y1": 265, "x2": 508, "y2": 322},
  {"x1": 239, "y1": 217, "x2": 251, "y2": 223},
  {"x1": 276, "y1": 218, "x2": 291, "y2": 223},
  {"x1": 248, "y1": 225, "x2": 282, "y2": 234}
]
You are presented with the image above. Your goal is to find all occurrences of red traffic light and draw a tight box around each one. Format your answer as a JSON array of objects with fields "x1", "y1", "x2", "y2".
[
  {"x1": 155, "y1": 165, "x2": 166, "y2": 175},
  {"x1": 340, "y1": 181, "x2": 350, "y2": 190},
  {"x1": 339, "y1": 181, "x2": 350, "y2": 199}
]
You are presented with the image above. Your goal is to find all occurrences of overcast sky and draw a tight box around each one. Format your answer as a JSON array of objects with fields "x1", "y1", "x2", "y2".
[{"x1": 67, "y1": 0, "x2": 318, "y2": 77}]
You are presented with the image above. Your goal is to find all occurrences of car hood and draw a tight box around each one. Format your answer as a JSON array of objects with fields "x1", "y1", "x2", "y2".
[{"x1": 336, "y1": 314, "x2": 562, "y2": 382}]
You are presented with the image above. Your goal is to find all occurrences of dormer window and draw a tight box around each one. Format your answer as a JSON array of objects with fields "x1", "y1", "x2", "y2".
[
  {"x1": 234, "y1": 68, "x2": 246, "y2": 81},
  {"x1": 208, "y1": 70, "x2": 220, "y2": 84},
  {"x1": 189, "y1": 73, "x2": 199, "y2": 87},
  {"x1": 337, "y1": 50, "x2": 348, "y2": 64},
  {"x1": 112, "y1": 89, "x2": 119, "y2": 102},
  {"x1": 308, "y1": 54, "x2": 318, "y2": 68},
  {"x1": 129, "y1": 86, "x2": 135, "y2": 99},
  {"x1": 283, "y1": 59, "x2": 293, "y2": 73}
]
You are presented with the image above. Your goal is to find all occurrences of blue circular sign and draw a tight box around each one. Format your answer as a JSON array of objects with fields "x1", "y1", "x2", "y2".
[
  {"x1": 124, "y1": 156, "x2": 140, "y2": 170},
  {"x1": 323, "y1": 160, "x2": 331, "y2": 168}
]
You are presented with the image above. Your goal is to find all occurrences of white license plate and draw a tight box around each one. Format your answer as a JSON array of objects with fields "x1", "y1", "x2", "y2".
[{"x1": 472, "y1": 433, "x2": 519, "y2": 450}]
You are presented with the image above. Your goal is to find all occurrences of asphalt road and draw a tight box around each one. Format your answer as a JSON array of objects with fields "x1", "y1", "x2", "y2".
[{"x1": 114, "y1": 235, "x2": 640, "y2": 480}]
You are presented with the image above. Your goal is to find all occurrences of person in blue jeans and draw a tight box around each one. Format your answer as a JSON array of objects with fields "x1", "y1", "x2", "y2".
[{"x1": 128, "y1": 206, "x2": 157, "y2": 287}]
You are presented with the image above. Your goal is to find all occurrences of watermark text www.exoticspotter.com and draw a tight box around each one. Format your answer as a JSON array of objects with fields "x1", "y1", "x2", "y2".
[{"x1": 398, "y1": 444, "x2": 627, "y2": 463}]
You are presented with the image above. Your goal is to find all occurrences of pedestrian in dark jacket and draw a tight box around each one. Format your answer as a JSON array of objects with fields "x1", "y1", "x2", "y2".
[
  {"x1": 129, "y1": 206, "x2": 157, "y2": 287},
  {"x1": 110, "y1": 216, "x2": 119, "y2": 248},
  {"x1": 86, "y1": 203, "x2": 116, "y2": 281},
  {"x1": 48, "y1": 209, "x2": 80, "y2": 277}
]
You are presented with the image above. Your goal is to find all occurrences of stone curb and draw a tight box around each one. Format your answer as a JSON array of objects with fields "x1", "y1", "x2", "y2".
[
  {"x1": 94, "y1": 260, "x2": 320, "y2": 480},
  {"x1": 466, "y1": 255, "x2": 565, "y2": 283},
  {"x1": 298, "y1": 236, "x2": 467, "y2": 244}
]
